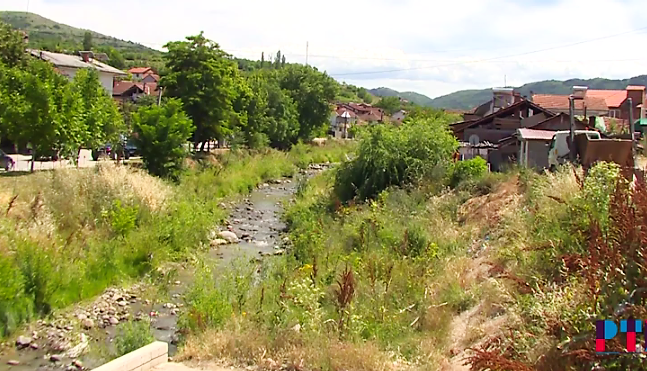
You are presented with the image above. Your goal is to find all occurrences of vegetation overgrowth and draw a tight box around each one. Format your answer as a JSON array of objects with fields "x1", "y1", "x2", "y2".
[
  {"x1": 0, "y1": 141, "x2": 354, "y2": 338},
  {"x1": 176, "y1": 113, "x2": 642, "y2": 371}
]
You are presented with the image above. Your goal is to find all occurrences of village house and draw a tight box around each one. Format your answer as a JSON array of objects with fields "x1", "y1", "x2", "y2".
[
  {"x1": 28, "y1": 50, "x2": 127, "y2": 96},
  {"x1": 112, "y1": 81, "x2": 160, "y2": 104},
  {"x1": 329, "y1": 102, "x2": 385, "y2": 138},
  {"x1": 391, "y1": 109, "x2": 408, "y2": 123},
  {"x1": 128, "y1": 67, "x2": 154, "y2": 80},
  {"x1": 329, "y1": 108, "x2": 358, "y2": 139},
  {"x1": 451, "y1": 88, "x2": 589, "y2": 171},
  {"x1": 531, "y1": 85, "x2": 647, "y2": 131}
]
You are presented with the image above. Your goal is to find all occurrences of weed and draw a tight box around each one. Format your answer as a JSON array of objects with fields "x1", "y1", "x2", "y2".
[{"x1": 114, "y1": 320, "x2": 155, "y2": 357}]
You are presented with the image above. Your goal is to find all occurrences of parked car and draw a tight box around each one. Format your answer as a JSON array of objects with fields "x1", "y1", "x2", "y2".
[{"x1": 0, "y1": 149, "x2": 14, "y2": 171}]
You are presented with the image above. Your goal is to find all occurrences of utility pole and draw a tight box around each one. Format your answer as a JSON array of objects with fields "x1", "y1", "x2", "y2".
[
  {"x1": 569, "y1": 95, "x2": 576, "y2": 162},
  {"x1": 157, "y1": 87, "x2": 163, "y2": 106},
  {"x1": 504, "y1": 75, "x2": 507, "y2": 87},
  {"x1": 306, "y1": 41, "x2": 309, "y2": 66},
  {"x1": 629, "y1": 97, "x2": 635, "y2": 159}
]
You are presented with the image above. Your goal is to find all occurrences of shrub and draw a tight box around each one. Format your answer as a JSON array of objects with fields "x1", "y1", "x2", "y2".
[
  {"x1": 450, "y1": 156, "x2": 488, "y2": 188},
  {"x1": 114, "y1": 320, "x2": 155, "y2": 357},
  {"x1": 334, "y1": 117, "x2": 458, "y2": 202},
  {"x1": 133, "y1": 98, "x2": 195, "y2": 181}
]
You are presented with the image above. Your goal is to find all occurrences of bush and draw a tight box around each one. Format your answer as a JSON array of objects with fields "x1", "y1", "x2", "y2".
[
  {"x1": 133, "y1": 98, "x2": 195, "y2": 181},
  {"x1": 114, "y1": 320, "x2": 155, "y2": 357},
  {"x1": 334, "y1": 117, "x2": 458, "y2": 202},
  {"x1": 450, "y1": 156, "x2": 488, "y2": 188}
]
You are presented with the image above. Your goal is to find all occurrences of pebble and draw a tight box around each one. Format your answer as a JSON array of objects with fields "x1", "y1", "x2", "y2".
[
  {"x1": 16, "y1": 336, "x2": 32, "y2": 348},
  {"x1": 81, "y1": 319, "x2": 94, "y2": 330},
  {"x1": 73, "y1": 360, "x2": 83, "y2": 369},
  {"x1": 109, "y1": 317, "x2": 119, "y2": 325},
  {"x1": 50, "y1": 354, "x2": 63, "y2": 362},
  {"x1": 30, "y1": 343, "x2": 39, "y2": 350},
  {"x1": 7, "y1": 360, "x2": 19, "y2": 365}
]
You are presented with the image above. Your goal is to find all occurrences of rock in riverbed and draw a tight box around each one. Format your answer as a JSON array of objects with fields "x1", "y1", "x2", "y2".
[
  {"x1": 218, "y1": 231, "x2": 239, "y2": 243},
  {"x1": 210, "y1": 238, "x2": 228, "y2": 247},
  {"x1": 16, "y1": 336, "x2": 32, "y2": 348}
]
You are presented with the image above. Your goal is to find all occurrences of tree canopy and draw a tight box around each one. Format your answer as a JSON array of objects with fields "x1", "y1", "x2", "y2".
[{"x1": 161, "y1": 32, "x2": 241, "y2": 149}]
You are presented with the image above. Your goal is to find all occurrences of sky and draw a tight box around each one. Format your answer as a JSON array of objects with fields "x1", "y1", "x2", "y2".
[{"x1": 2, "y1": 0, "x2": 647, "y2": 98}]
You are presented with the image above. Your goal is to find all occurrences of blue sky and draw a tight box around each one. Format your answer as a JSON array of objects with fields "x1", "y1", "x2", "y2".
[{"x1": 2, "y1": 0, "x2": 647, "y2": 98}]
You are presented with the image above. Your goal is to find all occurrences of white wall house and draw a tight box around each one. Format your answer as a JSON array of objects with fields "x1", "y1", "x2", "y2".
[
  {"x1": 29, "y1": 50, "x2": 127, "y2": 96},
  {"x1": 391, "y1": 110, "x2": 407, "y2": 123}
]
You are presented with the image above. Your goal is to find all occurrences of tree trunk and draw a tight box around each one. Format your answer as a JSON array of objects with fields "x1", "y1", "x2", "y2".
[
  {"x1": 30, "y1": 151, "x2": 35, "y2": 172},
  {"x1": 200, "y1": 141, "x2": 206, "y2": 152}
]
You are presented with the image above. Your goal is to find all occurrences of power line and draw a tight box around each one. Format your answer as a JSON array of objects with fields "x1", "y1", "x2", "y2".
[{"x1": 328, "y1": 26, "x2": 647, "y2": 77}]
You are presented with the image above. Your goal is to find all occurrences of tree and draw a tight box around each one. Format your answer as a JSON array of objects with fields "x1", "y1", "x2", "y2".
[
  {"x1": 274, "y1": 50, "x2": 282, "y2": 69},
  {"x1": 132, "y1": 99, "x2": 194, "y2": 180},
  {"x1": 261, "y1": 52, "x2": 265, "y2": 68},
  {"x1": 161, "y1": 32, "x2": 241, "y2": 150},
  {"x1": 375, "y1": 96, "x2": 401, "y2": 115},
  {"x1": 72, "y1": 68, "x2": 124, "y2": 154},
  {"x1": 83, "y1": 31, "x2": 93, "y2": 51},
  {"x1": 240, "y1": 71, "x2": 299, "y2": 149},
  {"x1": 96, "y1": 46, "x2": 126, "y2": 69},
  {"x1": 0, "y1": 60, "x2": 81, "y2": 171},
  {"x1": 278, "y1": 65, "x2": 338, "y2": 141},
  {"x1": 0, "y1": 21, "x2": 26, "y2": 68},
  {"x1": 281, "y1": 55, "x2": 286, "y2": 68}
]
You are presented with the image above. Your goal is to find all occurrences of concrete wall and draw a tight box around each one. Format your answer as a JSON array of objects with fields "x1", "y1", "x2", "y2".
[
  {"x1": 58, "y1": 67, "x2": 116, "y2": 96},
  {"x1": 92, "y1": 341, "x2": 167, "y2": 371}
]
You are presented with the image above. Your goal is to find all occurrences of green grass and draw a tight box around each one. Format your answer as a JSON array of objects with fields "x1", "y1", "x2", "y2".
[{"x1": 0, "y1": 142, "x2": 354, "y2": 338}]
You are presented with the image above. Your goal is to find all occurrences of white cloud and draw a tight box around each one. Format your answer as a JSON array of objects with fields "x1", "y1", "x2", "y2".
[{"x1": 2, "y1": 0, "x2": 647, "y2": 98}]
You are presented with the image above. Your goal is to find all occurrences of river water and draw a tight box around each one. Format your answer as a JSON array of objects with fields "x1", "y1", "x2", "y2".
[{"x1": 0, "y1": 168, "x2": 322, "y2": 371}]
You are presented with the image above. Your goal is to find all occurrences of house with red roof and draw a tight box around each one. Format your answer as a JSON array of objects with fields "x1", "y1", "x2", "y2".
[
  {"x1": 128, "y1": 67, "x2": 154, "y2": 80},
  {"x1": 531, "y1": 85, "x2": 646, "y2": 126},
  {"x1": 112, "y1": 80, "x2": 160, "y2": 103}
]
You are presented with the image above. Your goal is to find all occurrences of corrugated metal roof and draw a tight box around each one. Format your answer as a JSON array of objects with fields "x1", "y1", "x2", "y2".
[
  {"x1": 28, "y1": 49, "x2": 126, "y2": 75},
  {"x1": 516, "y1": 128, "x2": 556, "y2": 141}
]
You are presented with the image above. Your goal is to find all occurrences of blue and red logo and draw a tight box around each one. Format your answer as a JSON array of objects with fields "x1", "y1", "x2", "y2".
[{"x1": 596, "y1": 320, "x2": 644, "y2": 354}]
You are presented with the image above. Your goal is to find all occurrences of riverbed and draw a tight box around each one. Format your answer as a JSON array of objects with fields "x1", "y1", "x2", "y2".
[{"x1": 0, "y1": 166, "x2": 326, "y2": 371}]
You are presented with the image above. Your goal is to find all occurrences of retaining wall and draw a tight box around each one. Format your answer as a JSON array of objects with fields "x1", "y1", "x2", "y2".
[{"x1": 93, "y1": 341, "x2": 168, "y2": 371}]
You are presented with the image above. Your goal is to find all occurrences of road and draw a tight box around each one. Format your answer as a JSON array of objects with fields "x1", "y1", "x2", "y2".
[{"x1": 4, "y1": 149, "x2": 141, "y2": 172}]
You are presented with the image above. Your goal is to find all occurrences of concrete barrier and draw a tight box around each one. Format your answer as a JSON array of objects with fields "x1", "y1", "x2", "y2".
[{"x1": 93, "y1": 341, "x2": 168, "y2": 371}]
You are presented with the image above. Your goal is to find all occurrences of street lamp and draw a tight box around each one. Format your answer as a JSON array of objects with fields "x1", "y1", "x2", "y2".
[{"x1": 569, "y1": 86, "x2": 588, "y2": 162}]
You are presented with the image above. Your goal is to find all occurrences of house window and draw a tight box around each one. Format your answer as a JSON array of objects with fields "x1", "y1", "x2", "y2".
[{"x1": 609, "y1": 109, "x2": 621, "y2": 118}]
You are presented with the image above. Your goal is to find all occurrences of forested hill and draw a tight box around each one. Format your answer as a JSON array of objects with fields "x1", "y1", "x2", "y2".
[{"x1": 427, "y1": 76, "x2": 647, "y2": 110}]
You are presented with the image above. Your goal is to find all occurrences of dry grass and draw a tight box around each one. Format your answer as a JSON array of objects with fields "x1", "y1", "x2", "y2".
[{"x1": 177, "y1": 324, "x2": 404, "y2": 371}]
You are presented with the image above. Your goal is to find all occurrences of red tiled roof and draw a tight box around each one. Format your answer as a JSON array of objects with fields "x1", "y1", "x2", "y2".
[
  {"x1": 532, "y1": 94, "x2": 608, "y2": 111},
  {"x1": 128, "y1": 67, "x2": 153, "y2": 74},
  {"x1": 113, "y1": 81, "x2": 137, "y2": 96},
  {"x1": 585, "y1": 90, "x2": 626, "y2": 108},
  {"x1": 336, "y1": 108, "x2": 357, "y2": 118},
  {"x1": 143, "y1": 73, "x2": 160, "y2": 82},
  {"x1": 626, "y1": 85, "x2": 646, "y2": 91},
  {"x1": 113, "y1": 81, "x2": 158, "y2": 96}
]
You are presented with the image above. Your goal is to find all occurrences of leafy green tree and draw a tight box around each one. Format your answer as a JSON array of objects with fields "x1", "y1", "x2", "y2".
[
  {"x1": 83, "y1": 31, "x2": 93, "y2": 51},
  {"x1": 375, "y1": 96, "x2": 401, "y2": 115},
  {"x1": 161, "y1": 32, "x2": 241, "y2": 150},
  {"x1": 96, "y1": 46, "x2": 126, "y2": 69},
  {"x1": 132, "y1": 98, "x2": 194, "y2": 180},
  {"x1": 274, "y1": 50, "x2": 281, "y2": 68},
  {"x1": 261, "y1": 52, "x2": 265, "y2": 68},
  {"x1": 240, "y1": 71, "x2": 299, "y2": 149},
  {"x1": 281, "y1": 54, "x2": 286, "y2": 68},
  {"x1": 0, "y1": 60, "x2": 81, "y2": 171},
  {"x1": 72, "y1": 68, "x2": 124, "y2": 153},
  {"x1": 0, "y1": 21, "x2": 26, "y2": 68},
  {"x1": 278, "y1": 65, "x2": 338, "y2": 141}
]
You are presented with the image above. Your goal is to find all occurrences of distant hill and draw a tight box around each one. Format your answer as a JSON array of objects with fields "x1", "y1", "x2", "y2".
[
  {"x1": 428, "y1": 76, "x2": 647, "y2": 110},
  {"x1": 368, "y1": 87, "x2": 434, "y2": 107},
  {"x1": 0, "y1": 11, "x2": 164, "y2": 70}
]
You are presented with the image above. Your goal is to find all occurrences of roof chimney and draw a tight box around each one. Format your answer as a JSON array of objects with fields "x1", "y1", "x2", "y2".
[{"x1": 79, "y1": 51, "x2": 94, "y2": 63}]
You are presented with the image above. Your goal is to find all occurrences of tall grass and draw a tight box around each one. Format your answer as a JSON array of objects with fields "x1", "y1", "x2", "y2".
[
  {"x1": 0, "y1": 141, "x2": 354, "y2": 338},
  {"x1": 177, "y1": 165, "x2": 513, "y2": 370}
]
